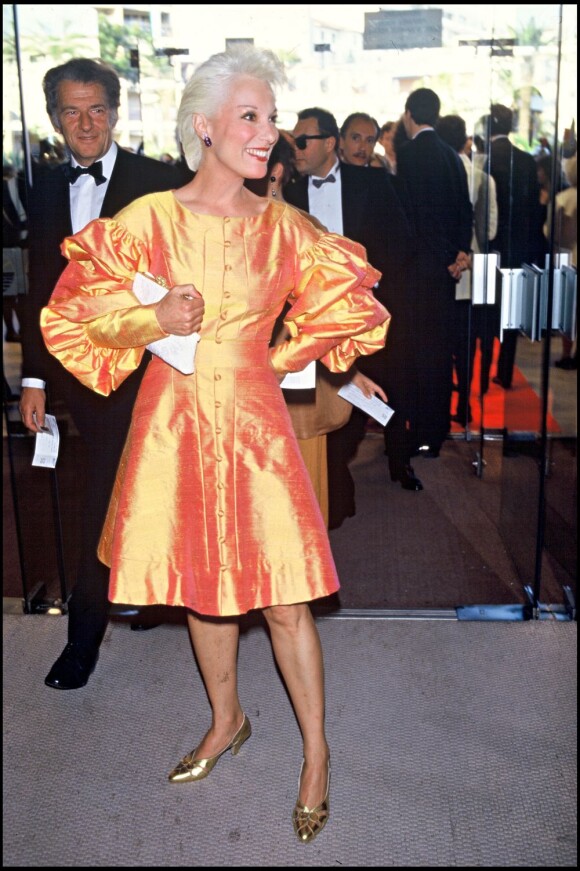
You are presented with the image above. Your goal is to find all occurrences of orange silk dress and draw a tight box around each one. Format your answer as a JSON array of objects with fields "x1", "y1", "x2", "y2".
[{"x1": 41, "y1": 193, "x2": 389, "y2": 617}]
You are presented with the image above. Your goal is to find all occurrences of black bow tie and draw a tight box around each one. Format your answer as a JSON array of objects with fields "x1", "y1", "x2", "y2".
[
  {"x1": 312, "y1": 173, "x2": 336, "y2": 189},
  {"x1": 62, "y1": 161, "x2": 107, "y2": 186}
]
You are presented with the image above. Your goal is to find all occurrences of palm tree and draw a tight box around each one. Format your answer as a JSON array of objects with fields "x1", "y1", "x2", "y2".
[
  {"x1": 509, "y1": 18, "x2": 549, "y2": 147},
  {"x1": 98, "y1": 16, "x2": 170, "y2": 84}
]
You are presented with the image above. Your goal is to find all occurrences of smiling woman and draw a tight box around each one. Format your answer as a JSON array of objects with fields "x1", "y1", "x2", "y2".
[{"x1": 38, "y1": 43, "x2": 390, "y2": 844}]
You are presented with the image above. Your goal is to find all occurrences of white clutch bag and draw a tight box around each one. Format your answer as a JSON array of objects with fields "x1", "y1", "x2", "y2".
[
  {"x1": 280, "y1": 360, "x2": 316, "y2": 389},
  {"x1": 132, "y1": 272, "x2": 200, "y2": 375}
]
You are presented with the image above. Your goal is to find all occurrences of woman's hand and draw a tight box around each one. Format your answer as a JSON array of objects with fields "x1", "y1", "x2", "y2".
[
  {"x1": 350, "y1": 369, "x2": 388, "y2": 402},
  {"x1": 155, "y1": 284, "x2": 204, "y2": 336}
]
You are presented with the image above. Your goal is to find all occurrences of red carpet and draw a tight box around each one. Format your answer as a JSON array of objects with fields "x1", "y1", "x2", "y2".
[{"x1": 451, "y1": 339, "x2": 561, "y2": 434}]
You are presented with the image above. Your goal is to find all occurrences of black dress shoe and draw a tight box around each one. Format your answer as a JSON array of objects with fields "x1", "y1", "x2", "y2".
[
  {"x1": 130, "y1": 620, "x2": 161, "y2": 631},
  {"x1": 389, "y1": 464, "x2": 423, "y2": 491},
  {"x1": 44, "y1": 642, "x2": 99, "y2": 690},
  {"x1": 420, "y1": 448, "x2": 440, "y2": 459},
  {"x1": 328, "y1": 509, "x2": 355, "y2": 531},
  {"x1": 554, "y1": 357, "x2": 577, "y2": 370}
]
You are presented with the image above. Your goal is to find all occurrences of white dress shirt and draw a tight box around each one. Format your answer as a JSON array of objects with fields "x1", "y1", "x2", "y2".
[
  {"x1": 22, "y1": 143, "x2": 118, "y2": 389},
  {"x1": 69, "y1": 142, "x2": 117, "y2": 233},
  {"x1": 459, "y1": 151, "x2": 498, "y2": 252},
  {"x1": 308, "y1": 160, "x2": 343, "y2": 235}
]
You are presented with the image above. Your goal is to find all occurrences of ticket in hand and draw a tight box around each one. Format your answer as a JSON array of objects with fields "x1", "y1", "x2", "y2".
[
  {"x1": 337, "y1": 382, "x2": 394, "y2": 427},
  {"x1": 32, "y1": 414, "x2": 60, "y2": 468}
]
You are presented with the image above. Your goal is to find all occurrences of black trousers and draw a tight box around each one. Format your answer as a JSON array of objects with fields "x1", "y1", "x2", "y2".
[
  {"x1": 326, "y1": 408, "x2": 368, "y2": 530},
  {"x1": 495, "y1": 328, "x2": 519, "y2": 388},
  {"x1": 53, "y1": 362, "x2": 147, "y2": 649}
]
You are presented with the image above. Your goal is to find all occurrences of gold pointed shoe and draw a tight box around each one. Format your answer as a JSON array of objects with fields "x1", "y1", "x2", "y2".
[
  {"x1": 168, "y1": 714, "x2": 251, "y2": 783},
  {"x1": 292, "y1": 760, "x2": 331, "y2": 844}
]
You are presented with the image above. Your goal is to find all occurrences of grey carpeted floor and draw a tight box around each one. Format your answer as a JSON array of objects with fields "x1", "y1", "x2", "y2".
[
  {"x1": 328, "y1": 433, "x2": 575, "y2": 611},
  {"x1": 3, "y1": 612, "x2": 576, "y2": 867}
]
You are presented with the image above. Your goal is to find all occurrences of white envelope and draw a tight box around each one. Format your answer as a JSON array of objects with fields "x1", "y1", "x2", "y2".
[
  {"x1": 132, "y1": 272, "x2": 199, "y2": 375},
  {"x1": 280, "y1": 360, "x2": 316, "y2": 389}
]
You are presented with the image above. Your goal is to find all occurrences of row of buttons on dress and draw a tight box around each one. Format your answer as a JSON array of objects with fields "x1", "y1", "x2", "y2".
[
  {"x1": 215, "y1": 218, "x2": 232, "y2": 345},
  {"x1": 217, "y1": 218, "x2": 231, "y2": 574}
]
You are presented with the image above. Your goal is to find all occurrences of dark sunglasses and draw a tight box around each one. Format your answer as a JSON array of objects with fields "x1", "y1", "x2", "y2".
[{"x1": 293, "y1": 134, "x2": 332, "y2": 151}]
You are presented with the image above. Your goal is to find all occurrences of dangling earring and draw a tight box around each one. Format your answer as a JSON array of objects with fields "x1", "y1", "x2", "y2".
[
  {"x1": 270, "y1": 175, "x2": 277, "y2": 197},
  {"x1": 203, "y1": 134, "x2": 212, "y2": 147}
]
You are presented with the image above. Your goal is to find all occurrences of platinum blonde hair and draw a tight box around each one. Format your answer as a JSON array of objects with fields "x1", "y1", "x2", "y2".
[{"x1": 178, "y1": 45, "x2": 287, "y2": 171}]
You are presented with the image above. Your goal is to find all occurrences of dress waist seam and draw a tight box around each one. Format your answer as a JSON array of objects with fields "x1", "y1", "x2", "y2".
[{"x1": 195, "y1": 339, "x2": 270, "y2": 367}]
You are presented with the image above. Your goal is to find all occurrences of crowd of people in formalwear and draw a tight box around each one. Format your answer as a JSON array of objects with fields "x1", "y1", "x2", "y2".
[
  {"x1": 282, "y1": 94, "x2": 569, "y2": 517},
  {"x1": 284, "y1": 90, "x2": 474, "y2": 526}
]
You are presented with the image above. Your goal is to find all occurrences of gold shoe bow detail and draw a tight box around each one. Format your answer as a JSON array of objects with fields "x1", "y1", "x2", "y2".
[
  {"x1": 292, "y1": 760, "x2": 331, "y2": 844},
  {"x1": 168, "y1": 714, "x2": 251, "y2": 783}
]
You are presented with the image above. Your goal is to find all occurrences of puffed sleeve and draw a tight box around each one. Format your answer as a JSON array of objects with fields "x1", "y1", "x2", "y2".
[
  {"x1": 40, "y1": 218, "x2": 169, "y2": 396},
  {"x1": 269, "y1": 232, "x2": 390, "y2": 376}
]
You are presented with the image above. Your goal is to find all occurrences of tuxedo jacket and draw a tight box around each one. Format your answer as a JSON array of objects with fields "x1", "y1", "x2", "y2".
[
  {"x1": 396, "y1": 129, "x2": 473, "y2": 285},
  {"x1": 283, "y1": 162, "x2": 413, "y2": 314},
  {"x1": 283, "y1": 162, "x2": 420, "y2": 405},
  {"x1": 19, "y1": 148, "x2": 193, "y2": 452},
  {"x1": 485, "y1": 138, "x2": 545, "y2": 268}
]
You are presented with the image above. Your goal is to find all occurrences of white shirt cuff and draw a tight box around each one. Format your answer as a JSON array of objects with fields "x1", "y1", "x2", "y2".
[{"x1": 21, "y1": 378, "x2": 46, "y2": 389}]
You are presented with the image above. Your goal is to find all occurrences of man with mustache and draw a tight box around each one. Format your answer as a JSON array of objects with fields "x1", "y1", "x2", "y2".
[{"x1": 339, "y1": 112, "x2": 383, "y2": 168}]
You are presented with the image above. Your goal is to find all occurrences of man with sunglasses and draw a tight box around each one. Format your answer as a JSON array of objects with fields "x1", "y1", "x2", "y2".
[
  {"x1": 289, "y1": 111, "x2": 343, "y2": 236},
  {"x1": 284, "y1": 107, "x2": 418, "y2": 529}
]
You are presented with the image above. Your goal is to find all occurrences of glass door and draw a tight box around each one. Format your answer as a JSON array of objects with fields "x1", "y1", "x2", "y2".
[{"x1": 2, "y1": 4, "x2": 576, "y2": 617}]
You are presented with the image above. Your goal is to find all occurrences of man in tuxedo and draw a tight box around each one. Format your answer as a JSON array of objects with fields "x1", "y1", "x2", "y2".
[
  {"x1": 481, "y1": 104, "x2": 545, "y2": 389},
  {"x1": 283, "y1": 107, "x2": 416, "y2": 530},
  {"x1": 395, "y1": 88, "x2": 473, "y2": 459},
  {"x1": 18, "y1": 58, "x2": 200, "y2": 690}
]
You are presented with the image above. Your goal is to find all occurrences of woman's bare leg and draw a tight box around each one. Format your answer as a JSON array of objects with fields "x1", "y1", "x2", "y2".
[
  {"x1": 186, "y1": 611, "x2": 244, "y2": 755},
  {"x1": 262, "y1": 603, "x2": 330, "y2": 808}
]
